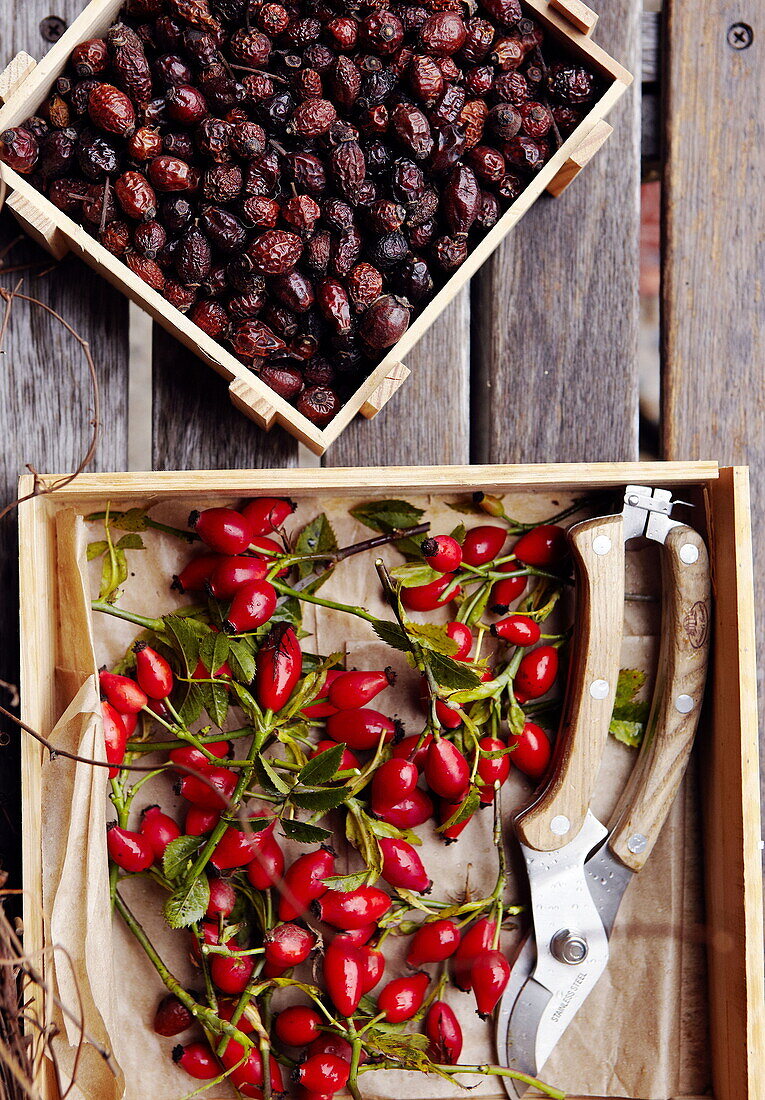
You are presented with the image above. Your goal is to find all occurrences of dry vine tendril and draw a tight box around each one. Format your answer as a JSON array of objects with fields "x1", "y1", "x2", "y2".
[
  {"x1": 0, "y1": 0, "x2": 603, "y2": 425},
  {"x1": 81, "y1": 491, "x2": 609, "y2": 1100}
]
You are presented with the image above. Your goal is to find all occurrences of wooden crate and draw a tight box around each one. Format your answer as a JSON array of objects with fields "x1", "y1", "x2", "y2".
[
  {"x1": 17, "y1": 461, "x2": 764, "y2": 1099},
  {"x1": 0, "y1": 0, "x2": 631, "y2": 454}
]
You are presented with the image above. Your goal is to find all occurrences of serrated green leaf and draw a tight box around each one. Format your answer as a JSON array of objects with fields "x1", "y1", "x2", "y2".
[
  {"x1": 199, "y1": 631, "x2": 230, "y2": 680},
  {"x1": 295, "y1": 513, "x2": 338, "y2": 578},
  {"x1": 291, "y1": 786, "x2": 350, "y2": 812},
  {"x1": 610, "y1": 719, "x2": 644, "y2": 748},
  {"x1": 163, "y1": 835, "x2": 202, "y2": 880},
  {"x1": 164, "y1": 615, "x2": 204, "y2": 676},
  {"x1": 200, "y1": 680, "x2": 229, "y2": 727},
  {"x1": 370, "y1": 619, "x2": 413, "y2": 654},
  {"x1": 164, "y1": 876, "x2": 210, "y2": 929},
  {"x1": 231, "y1": 682, "x2": 263, "y2": 723},
  {"x1": 87, "y1": 539, "x2": 108, "y2": 561},
  {"x1": 297, "y1": 743, "x2": 345, "y2": 787},
  {"x1": 614, "y1": 667, "x2": 647, "y2": 707},
  {"x1": 390, "y1": 886, "x2": 432, "y2": 913},
  {"x1": 227, "y1": 638, "x2": 257, "y2": 684},
  {"x1": 270, "y1": 596, "x2": 303, "y2": 628},
  {"x1": 323, "y1": 871, "x2": 370, "y2": 893},
  {"x1": 177, "y1": 682, "x2": 205, "y2": 726},
  {"x1": 116, "y1": 532, "x2": 145, "y2": 551},
  {"x1": 507, "y1": 684, "x2": 526, "y2": 737},
  {"x1": 407, "y1": 621, "x2": 459, "y2": 657},
  {"x1": 390, "y1": 562, "x2": 442, "y2": 588},
  {"x1": 449, "y1": 523, "x2": 466, "y2": 544},
  {"x1": 426, "y1": 651, "x2": 481, "y2": 690},
  {"x1": 438, "y1": 786, "x2": 480, "y2": 833},
  {"x1": 112, "y1": 507, "x2": 149, "y2": 532},
  {"x1": 350, "y1": 499, "x2": 425, "y2": 535},
  {"x1": 464, "y1": 581, "x2": 493, "y2": 627},
  {"x1": 280, "y1": 819, "x2": 331, "y2": 844},
  {"x1": 99, "y1": 548, "x2": 128, "y2": 603},
  {"x1": 253, "y1": 755, "x2": 290, "y2": 796}
]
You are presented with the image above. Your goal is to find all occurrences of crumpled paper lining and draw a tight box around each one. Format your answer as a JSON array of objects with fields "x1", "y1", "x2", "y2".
[{"x1": 39, "y1": 492, "x2": 710, "y2": 1100}]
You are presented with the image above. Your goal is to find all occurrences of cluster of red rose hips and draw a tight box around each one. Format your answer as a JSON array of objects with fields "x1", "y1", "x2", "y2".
[{"x1": 95, "y1": 494, "x2": 570, "y2": 1098}]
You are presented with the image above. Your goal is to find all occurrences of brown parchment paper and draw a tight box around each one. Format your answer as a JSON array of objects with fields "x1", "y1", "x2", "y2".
[{"x1": 39, "y1": 492, "x2": 710, "y2": 1100}]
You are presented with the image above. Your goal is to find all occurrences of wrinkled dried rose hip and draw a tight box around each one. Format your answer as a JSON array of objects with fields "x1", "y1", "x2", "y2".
[{"x1": 0, "y1": 0, "x2": 602, "y2": 423}]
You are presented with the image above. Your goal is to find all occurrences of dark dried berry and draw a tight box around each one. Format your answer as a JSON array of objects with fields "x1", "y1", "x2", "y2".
[
  {"x1": 75, "y1": 130, "x2": 119, "y2": 180},
  {"x1": 258, "y1": 3, "x2": 290, "y2": 35},
  {"x1": 551, "y1": 104, "x2": 583, "y2": 137},
  {"x1": 496, "y1": 172, "x2": 525, "y2": 201},
  {"x1": 176, "y1": 226, "x2": 212, "y2": 284},
  {"x1": 391, "y1": 103, "x2": 433, "y2": 159},
  {"x1": 228, "y1": 286, "x2": 266, "y2": 320},
  {"x1": 399, "y1": 254, "x2": 433, "y2": 301},
  {"x1": 323, "y1": 198, "x2": 355, "y2": 231},
  {"x1": 116, "y1": 170, "x2": 157, "y2": 220},
  {"x1": 229, "y1": 28, "x2": 272, "y2": 67},
  {"x1": 241, "y1": 195, "x2": 280, "y2": 227},
  {"x1": 491, "y1": 37, "x2": 525, "y2": 72},
  {"x1": 202, "y1": 163, "x2": 243, "y2": 204},
  {"x1": 462, "y1": 17, "x2": 495, "y2": 62},
  {"x1": 443, "y1": 163, "x2": 480, "y2": 233},
  {"x1": 479, "y1": 0, "x2": 522, "y2": 28},
  {"x1": 282, "y1": 194, "x2": 321, "y2": 231},
  {"x1": 107, "y1": 23, "x2": 153, "y2": 105},
  {"x1": 247, "y1": 230, "x2": 303, "y2": 275},
  {"x1": 259, "y1": 362, "x2": 304, "y2": 400},
  {"x1": 272, "y1": 272, "x2": 315, "y2": 313},
  {"x1": 126, "y1": 250, "x2": 165, "y2": 290},
  {"x1": 363, "y1": 11, "x2": 405, "y2": 54},
  {"x1": 429, "y1": 123, "x2": 466, "y2": 173},
  {"x1": 153, "y1": 53, "x2": 194, "y2": 87},
  {"x1": 409, "y1": 55, "x2": 444, "y2": 103},
  {"x1": 469, "y1": 144, "x2": 505, "y2": 182},
  {"x1": 189, "y1": 299, "x2": 230, "y2": 338},
  {"x1": 296, "y1": 384, "x2": 340, "y2": 426},
  {"x1": 305, "y1": 230, "x2": 332, "y2": 274},
  {"x1": 348, "y1": 262, "x2": 383, "y2": 310},
  {"x1": 461, "y1": 98, "x2": 489, "y2": 147},
  {"x1": 81, "y1": 182, "x2": 118, "y2": 225},
  {"x1": 547, "y1": 63, "x2": 598, "y2": 105},
  {"x1": 230, "y1": 121, "x2": 266, "y2": 159},
  {"x1": 287, "y1": 152, "x2": 326, "y2": 195},
  {"x1": 294, "y1": 68, "x2": 323, "y2": 100},
  {"x1": 359, "y1": 293, "x2": 410, "y2": 348},
  {"x1": 392, "y1": 158, "x2": 425, "y2": 201},
  {"x1": 148, "y1": 155, "x2": 198, "y2": 191},
  {"x1": 488, "y1": 102, "x2": 521, "y2": 141},
  {"x1": 476, "y1": 189, "x2": 500, "y2": 227},
  {"x1": 330, "y1": 141, "x2": 366, "y2": 195},
  {"x1": 429, "y1": 84, "x2": 465, "y2": 126},
  {"x1": 329, "y1": 57, "x2": 362, "y2": 112},
  {"x1": 408, "y1": 219, "x2": 436, "y2": 248},
  {"x1": 433, "y1": 234, "x2": 468, "y2": 270},
  {"x1": 317, "y1": 278, "x2": 351, "y2": 333},
  {"x1": 420, "y1": 12, "x2": 467, "y2": 55},
  {"x1": 167, "y1": 84, "x2": 208, "y2": 125},
  {"x1": 465, "y1": 65, "x2": 494, "y2": 97},
  {"x1": 133, "y1": 219, "x2": 167, "y2": 258},
  {"x1": 519, "y1": 101, "x2": 553, "y2": 138},
  {"x1": 331, "y1": 226, "x2": 363, "y2": 277},
  {"x1": 303, "y1": 43, "x2": 335, "y2": 72},
  {"x1": 101, "y1": 219, "x2": 131, "y2": 255},
  {"x1": 494, "y1": 71, "x2": 530, "y2": 104},
  {"x1": 128, "y1": 127, "x2": 163, "y2": 160},
  {"x1": 200, "y1": 206, "x2": 247, "y2": 253},
  {"x1": 502, "y1": 135, "x2": 549, "y2": 173},
  {"x1": 262, "y1": 302, "x2": 297, "y2": 338},
  {"x1": 88, "y1": 84, "x2": 136, "y2": 136},
  {"x1": 49, "y1": 177, "x2": 85, "y2": 214},
  {"x1": 44, "y1": 93, "x2": 71, "y2": 129},
  {"x1": 303, "y1": 356, "x2": 336, "y2": 385},
  {"x1": 231, "y1": 320, "x2": 286, "y2": 358},
  {"x1": 327, "y1": 16, "x2": 358, "y2": 50},
  {"x1": 160, "y1": 195, "x2": 194, "y2": 233},
  {"x1": 72, "y1": 38, "x2": 110, "y2": 77},
  {"x1": 368, "y1": 199, "x2": 406, "y2": 234},
  {"x1": 163, "y1": 280, "x2": 198, "y2": 312},
  {"x1": 38, "y1": 129, "x2": 77, "y2": 180}
]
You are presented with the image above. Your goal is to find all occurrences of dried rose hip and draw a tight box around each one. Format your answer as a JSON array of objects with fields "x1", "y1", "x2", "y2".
[
  {"x1": 116, "y1": 171, "x2": 157, "y2": 221},
  {"x1": 148, "y1": 155, "x2": 198, "y2": 191},
  {"x1": 247, "y1": 230, "x2": 303, "y2": 276},
  {"x1": 296, "y1": 384, "x2": 340, "y2": 425},
  {"x1": 360, "y1": 294, "x2": 410, "y2": 348},
  {"x1": 88, "y1": 83, "x2": 136, "y2": 136},
  {"x1": 0, "y1": 128, "x2": 39, "y2": 173}
]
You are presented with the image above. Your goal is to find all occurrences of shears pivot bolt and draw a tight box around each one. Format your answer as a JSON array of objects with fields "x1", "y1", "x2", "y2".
[{"x1": 550, "y1": 929, "x2": 589, "y2": 965}]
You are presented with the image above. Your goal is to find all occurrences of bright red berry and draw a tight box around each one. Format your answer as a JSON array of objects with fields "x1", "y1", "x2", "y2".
[
  {"x1": 328, "y1": 668, "x2": 396, "y2": 710},
  {"x1": 265, "y1": 922, "x2": 316, "y2": 969},
  {"x1": 185, "y1": 806, "x2": 221, "y2": 835},
  {"x1": 446, "y1": 621, "x2": 473, "y2": 660},
  {"x1": 508, "y1": 722, "x2": 551, "y2": 780},
  {"x1": 140, "y1": 805, "x2": 181, "y2": 860},
  {"x1": 296, "y1": 1053, "x2": 350, "y2": 1093},
  {"x1": 513, "y1": 524, "x2": 567, "y2": 566},
  {"x1": 242, "y1": 496, "x2": 296, "y2": 534},
  {"x1": 256, "y1": 623, "x2": 302, "y2": 710},
  {"x1": 371, "y1": 758, "x2": 418, "y2": 811},
  {"x1": 323, "y1": 936, "x2": 364, "y2": 1017},
  {"x1": 391, "y1": 732, "x2": 433, "y2": 768},
  {"x1": 420, "y1": 534, "x2": 462, "y2": 573},
  {"x1": 154, "y1": 993, "x2": 193, "y2": 1036},
  {"x1": 207, "y1": 554, "x2": 269, "y2": 599},
  {"x1": 453, "y1": 918, "x2": 496, "y2": 991},
  {"x1": 514, "y1": 645, "x2": 558, "y2": 699},
  {"x1": 471, "y1": 949, "x2": 511, "y2": 1016},
  {"x1": 358, "y1": 944, "x2": 385, "y2": 994},
  {"x1": 315, "y1": 886, "x2": 391, "y2": 930},
  {"x1": 169, "y1": 741, "x2": 231, "y2": 772},
  {"x1": 462, "y1": 525, "x2": 506, "y2": 566},
  {"x1": 189, "y1": 507, "x2": 252, "y2": 554},
  {"x1": 401, "y1": 574, "x2": 461, "y2": 612},
  {"x1": 223, "y1": 578, "x2": 278, "y2": 633},
  {"x1": 311, "y1": 739, "x2": 359, "y2": 771},
  {"x1": 406, "y1": 919, "x2": 461, "y2": 967},
  {"x1": 246, "y1": 833, "x2": 286, "y2": 890},
  {"x1": 438, "y1": 795, "x2": 475, "y2": 842},
  {"x1": 99, "y1": 670, "x2": 147, "y2": 714},
  {"x1": 325, "y1": 708, "x2": 398, "y2": 751},
  {"x1": 378, "y1": 972, "x2": 429, "y2": 1022},
  {"x1": 210, "y1": 819, "x2": 275, "y2": 871},
  {"x1": 425, "y1": 738, "x2": 470, "y2": 800},
  {"x1": 373, "y1": 788, "x2": 433, "y2": 829},
  {"x1": 275, "y1": 1004, "x2": 323, "y2": 1046},
  {"x1": 101, "y1": 700, "x2": 128, "y2": 778},
  {"x1": 279, "y1": 847, "x2": 336, "y2": 921},
  {"x1": 173, "y1": 553, "x2": 220, "y2": 593},
  {"x1": 425, "y1": 1001, "x2": 463, "y2": 1064},
  {"x1": 477, "y1": 736, "x2": 512, "y2": 802},
  {"x1": 491, "y1": 615, "x2": 541, "y2": 647},
  {"x1": 106, "y1": 824, "x2": 154, "y2": 873},
  {"x1": 133, "y1": 643, "x2": 174, "y2": 699},
  {"x1": 211, "y1": 952, "x2": 255, "y2": 994},
  {"x1": 173, "y1": 1041, "x2": 219, "y2": 1079},
  {"x1": 490, "y1": 561, "x2": 527, "y2": 612},
  {"x1": 206, "y1": 876, "x2": 237, "y2": 918},
  {"x1": 177, "y1": 766, "x2": 236, "y2": 810},
  {"x1": 379, "y1": 836, "x2": 431, "y2": 893}
]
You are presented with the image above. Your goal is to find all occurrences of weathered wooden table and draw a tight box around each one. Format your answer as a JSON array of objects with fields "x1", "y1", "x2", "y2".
[{"x1": 0, "y1": 0, "x2": 762, "y2": 893}]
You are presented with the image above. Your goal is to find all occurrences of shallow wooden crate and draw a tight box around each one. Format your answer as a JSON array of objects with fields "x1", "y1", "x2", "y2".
[
  {"x1": 18, "y1": 461, "x2": 765, "y2": 1099},
  {"x1": 0, "y1": 0, "x2": 631, "y2": 454}
]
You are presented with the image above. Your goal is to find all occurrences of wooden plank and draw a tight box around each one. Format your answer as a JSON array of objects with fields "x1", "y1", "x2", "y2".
[
  {"x1": 472, "y1": 0, "x2": 641, "y2": 464},
  {"x1": 0, "y1": 1, "x2": 129, "y2": 890},
  {"x1": 151, "y1": 326, "x2": 298, "y2": 470},
  {"x1": 661, "y1": 0, "x2": 765, "y2": 812}
]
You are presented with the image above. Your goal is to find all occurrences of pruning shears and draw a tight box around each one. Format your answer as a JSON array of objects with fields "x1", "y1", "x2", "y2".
[{"x1": 496, "y1": 485, "x2": 712, "y2": 1095}]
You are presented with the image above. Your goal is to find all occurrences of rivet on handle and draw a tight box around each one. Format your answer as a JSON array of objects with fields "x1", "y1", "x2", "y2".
[
  {"x1": 589, "y1": 679, "x2": 610, "y2": 700},
  {"x1": 675, "y1": 694, "x2": 694, "y2": 714},
  {"x1": 592, "y1": 534, "x2": 612, "y2": 555},
  {"x1": 550, "y1": 815, "x2": 571, "y2": 836},
  {"x1": 679, "y1": 543, "x2": 700, "y2": 564},
  {"x1": 627, "y1": 833, "x2": 648, "y2": 854}
]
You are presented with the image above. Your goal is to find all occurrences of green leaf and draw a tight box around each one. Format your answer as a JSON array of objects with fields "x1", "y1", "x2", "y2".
[
  {"x1": 350, "y1": 499, "x2": 425, "y2": 535},
  {"x1": 253, "y1": 755, "x2": 290, "y2": 796},
  {"x1": 199, "y1": 631, "x2": 230, "y2": 679},
  {"x1": 507, "y1": 684, "x2": 526, "y2": 737},
  {"x1": 164, "y1": 615, "x2": 204, "y2": 676},
  {"x1": 297, "y1": 743, "x2": 345, "y2": 787},
  {"x1": 391, "y1": 886, "x2": 433, "y2": 913},
  {"x1": 450, "y1": 523, "x2": 466, "y2": 544},
  {"x1": 614, "y1": 667, "x2": 647, "y2": 707},
  {"x1": 464, "y1": 581, "x2": 493, "y2": 627},
  {"x1": 227, "y1": 638, "x2": 257, "y2": 684},
  {"x1": 99, "y1": 548, "x2": 128, "y2": 602},
  {"x1": 370, "y1": 619, "x2": 413, "y2": 654},
  {"x1": 295, "y1": 513, "x2": 338, "y2": 578},
  {"x1": 610, "y1": 719, "x2": 644, "y2": 748},
  {"x1": 390, "y1": 562, "x2": 442, "y2": 588},
  {"x1": 200, "y1": 680, "x2": 229, "y2": 727},
  {"x1": 609, "y1": 668, "x2": 650, "y2": 748},
  {"x1": 270, "y1": 596, "x2": 303, "y2": 628},
  {"x1": 165, "y1": 876, "x2": 210, "y2": 929},
  {"x1": 231, "y1": 682, "x2": 263, "y2": 723},
  {"x1": 177, "y1": 682, "x2": 205, "y2": 727},
  {"x1": 406, "y1": 621, "x2": 459, "y2": 657},
  {"x1": 87, "y1": 539, "x2": 108, "y2": 561},
  {"x1": 163, "y1": 835, "x2": 202, "y2": 880},
  {"x1": 290, "y1": 786, "x2": 350, "y2": 812},
  {"x1": 426, "y1": 651, "x2": 481, "y2": 690},
  {"x1": 323, "y1": 871, "x2": 370, "y2": 893},
  {"x1": 280, "y1": 819, "x2": 331, "y2": 844},
  {"x1": 438, "y1": 786, "x2": 480, "y2": 833},
  {"x1": 116, "y1": 532, "x2": 145, "y2": 551},
  {"x1": 112, "y1": 507, "x2": 149, "y2": 532}
]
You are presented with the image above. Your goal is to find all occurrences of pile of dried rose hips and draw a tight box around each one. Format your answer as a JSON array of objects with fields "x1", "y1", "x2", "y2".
[
  {"x1": 88, "y1": 491, "x2": 579, "y2": 1098},
  {"x1": 0, "y1": 0, "x2": 602, "y2": 424}
]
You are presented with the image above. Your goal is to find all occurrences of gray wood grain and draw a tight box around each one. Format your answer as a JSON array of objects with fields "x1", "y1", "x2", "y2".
[
  {"x1": 471, "y1": 0, "x2": 642, "y2": 464},
  {"x1": 0, "y1": 2, "x2": 130, "y2": 884},
  {"x1": 151, "y1": 326, "x2": 298, "y2": 470},
  {"x1": 323, "y1": 288, "x2": 471, "y2": 468},
  {"x1": 660, "y1": 0, "x2": 765, "y2": 797}
]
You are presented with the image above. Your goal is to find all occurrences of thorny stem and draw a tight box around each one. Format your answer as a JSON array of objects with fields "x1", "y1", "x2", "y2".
[{"x1": 271, "y1": 582, "x2": 377, "y2": 624}]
